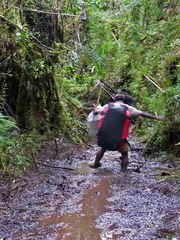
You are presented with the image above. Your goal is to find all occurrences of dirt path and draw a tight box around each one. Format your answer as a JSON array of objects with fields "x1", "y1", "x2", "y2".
[{"x1": 0, "y1": 141, "x2": 179, "y2": 240}]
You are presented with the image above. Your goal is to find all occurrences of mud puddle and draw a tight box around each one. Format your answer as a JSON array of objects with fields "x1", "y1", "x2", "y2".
[
  {"x1": 0, "y1": 143, "x2": 179, "y2": 240},
  {"x1": 41, "y1": 172, "x2": 112, "y2": 240}
]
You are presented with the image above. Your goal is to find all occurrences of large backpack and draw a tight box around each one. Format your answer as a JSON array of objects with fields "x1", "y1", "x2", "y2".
[{"x1": 97, "y1": 102, "x2": 131, "y2": 151}]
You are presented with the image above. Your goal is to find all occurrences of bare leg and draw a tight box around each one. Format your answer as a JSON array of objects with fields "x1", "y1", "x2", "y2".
[
  {"x1": 90, "y1": 148, "x2": 106, "y2": 168},
  {"x1": 121, "y1": 152, "x2": 128, "y2": 171}
]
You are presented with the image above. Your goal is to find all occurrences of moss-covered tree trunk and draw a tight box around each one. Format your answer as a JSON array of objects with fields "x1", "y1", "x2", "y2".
[
  {"x1": 15, "y1": 70, "x2": 61, "y2": 133},
  {"x1": 0, "y1": 14, "x2": 61, "y2": 134}
]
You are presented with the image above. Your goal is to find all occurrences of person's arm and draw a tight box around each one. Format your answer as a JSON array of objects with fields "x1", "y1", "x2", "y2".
[
  {"x1": 127, "y1": 105, "x2": 165, "y2": 121},
  {"x1": 140, "y1": 112, "x2": 166, "y2": 121}
]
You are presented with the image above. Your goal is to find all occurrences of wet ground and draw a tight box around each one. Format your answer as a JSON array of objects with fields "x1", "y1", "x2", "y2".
[{"x1": 0, "y1": 141, "x2": 179, "y2": 240}]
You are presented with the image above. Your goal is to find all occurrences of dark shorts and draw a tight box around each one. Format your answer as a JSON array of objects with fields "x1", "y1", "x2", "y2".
[{"x1": 116, "y1": 142, "x2": 128, "y2": 153}]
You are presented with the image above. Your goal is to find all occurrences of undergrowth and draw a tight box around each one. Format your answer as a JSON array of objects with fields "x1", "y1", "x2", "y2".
[
  {"x1": 0, "y1": 115, "x2": 33, "y2": 173},
  {"x1": 0, "y1": 0, "x2": 179, "y2": 172}
]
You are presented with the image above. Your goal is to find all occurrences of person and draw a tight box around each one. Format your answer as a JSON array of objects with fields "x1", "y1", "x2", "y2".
[{"x1": 90, "y1": 93, "x2": 165, "y2": 171}]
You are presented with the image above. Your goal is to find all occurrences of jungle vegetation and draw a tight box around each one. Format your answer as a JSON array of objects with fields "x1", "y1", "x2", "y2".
[{"x1": 0, "y1": 0, "x2": 179, "y2": 172}]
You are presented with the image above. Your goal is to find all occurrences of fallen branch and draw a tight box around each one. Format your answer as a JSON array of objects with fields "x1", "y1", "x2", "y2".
[
  {"x1": 111, "y1": 32, "x2": 121, "y2": 47},
  {"x1": 37, "y1": 162, "x2": 74, "y2": 171},
  {"x1": 144, "y1": 75, "x2": 164, "y2": 92},
  {"x1": 63, "y1": 94, "x2": 86, "y2": 115}
]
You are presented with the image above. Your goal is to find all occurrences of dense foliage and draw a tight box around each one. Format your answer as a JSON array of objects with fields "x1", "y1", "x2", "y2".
[
  {"x1": 0, "y1": 115, "x2": 35, "y2": 172},
  {"x1": 0, "y1": 0, "x2": 179, "y2": 171}
]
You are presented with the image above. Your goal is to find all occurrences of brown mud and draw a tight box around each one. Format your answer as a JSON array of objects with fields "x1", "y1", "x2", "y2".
[{"x1": 0, "y1": 141, "x2": 179, "y2": 240}]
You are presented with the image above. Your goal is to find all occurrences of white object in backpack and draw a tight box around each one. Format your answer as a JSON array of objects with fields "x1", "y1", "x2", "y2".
[{"x1": 87, "y1": 104, "x2": 103, "y2": 144}]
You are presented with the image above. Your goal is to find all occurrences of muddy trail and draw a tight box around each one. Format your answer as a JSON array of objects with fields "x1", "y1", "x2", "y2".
[{"x1": 0, "y1": 140, "x2": 179, "y2": 240}]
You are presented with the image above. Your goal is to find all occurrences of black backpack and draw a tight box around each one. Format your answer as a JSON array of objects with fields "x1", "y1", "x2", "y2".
[{"x1": 97, "y1": 103, "x2": 131, "y2": 151}]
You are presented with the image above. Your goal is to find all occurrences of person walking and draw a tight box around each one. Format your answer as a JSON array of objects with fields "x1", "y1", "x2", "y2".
[{"x1": 90, "y1": 93, "x2": 165, "y2": 171}]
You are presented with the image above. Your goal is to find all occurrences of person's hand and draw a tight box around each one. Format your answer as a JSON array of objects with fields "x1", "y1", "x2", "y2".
[{"x1": 158, "y1": 115, "x2": 166, "y2": 121}]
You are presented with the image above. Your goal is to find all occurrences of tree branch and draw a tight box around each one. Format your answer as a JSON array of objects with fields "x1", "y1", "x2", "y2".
[{"x1": 144, "y1": 75, "x2": 164, "y2": 92}]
